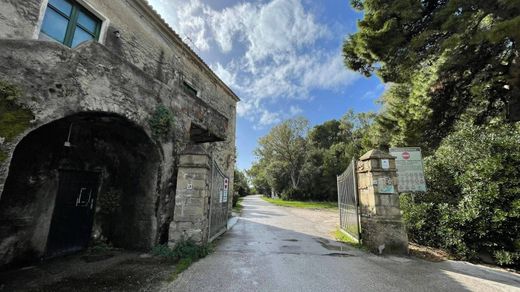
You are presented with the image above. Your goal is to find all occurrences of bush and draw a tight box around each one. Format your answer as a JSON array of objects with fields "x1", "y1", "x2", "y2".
[
  {"x1": 402, "y1": 120, "x2": 520, "y2": 267},
  {"x1": 280, "y1": 188, "x2": 301, "y2": 201},
  {"x1": 151, "y1": 240, "x2": 212, "y2": 262},
  {"x1": 148, "y1": 104, "x2": 174, "y2": 140}
]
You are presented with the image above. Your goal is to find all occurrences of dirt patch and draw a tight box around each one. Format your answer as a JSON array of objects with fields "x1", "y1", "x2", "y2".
[
  {"x1": 409, "y1": 243, "x2": 450, "y2": 262},
  {"x1": 0, "y1": 251, "x2": 177, "y2": 292}
]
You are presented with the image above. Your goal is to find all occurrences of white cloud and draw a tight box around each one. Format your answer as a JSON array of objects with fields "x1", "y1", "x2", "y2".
[
  {"x1": 149, "y1": 0, "x2": 361, "y2": 124},
  {"x1": 289, "y1": 105, "x2": 303, "y2": 116},
  {"x1": 212, "y1": 62, "x2": 236, "y2": 88},
  {"x1": 259, "y1": 110, "x2": 281, "y2": 126},
  {"x1": 151, "y1": 0, "x2": 210, "y2": 51}
]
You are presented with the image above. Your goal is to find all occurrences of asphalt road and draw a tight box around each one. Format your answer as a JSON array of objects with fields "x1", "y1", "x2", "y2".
[{"x1": 163, "y1": 195, "x2": 520, "y2": 292}]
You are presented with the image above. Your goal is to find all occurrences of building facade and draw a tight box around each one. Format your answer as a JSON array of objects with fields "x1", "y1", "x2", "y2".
[{"x1": 0, "y1": 0, "x2": 238, "y2": 268}]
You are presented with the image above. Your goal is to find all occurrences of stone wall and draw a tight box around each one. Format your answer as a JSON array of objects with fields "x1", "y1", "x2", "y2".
[
  {"x1": 0, "y1": 0, "x2": 237, "y2": 267},
  {"x1": 0, "y1": 0, "x2": 237, "y2": 182},
  {"x1": 356, "y1": 150, "x2": 408, "y2": 255}
]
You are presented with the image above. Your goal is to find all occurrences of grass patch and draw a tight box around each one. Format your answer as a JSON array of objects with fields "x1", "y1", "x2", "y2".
[
  {"x1": 233, "y1": 197, "x2": 244, "y2": 213},
  {"x1": 262, "y1": 196, "x2": 338, "y2": 210},
  {"x1": 152, "y1": 240, "x2": 213, "y2": 282},
  {"x1": 333, "y1": 229, "x2": 364, "y2": 249}
]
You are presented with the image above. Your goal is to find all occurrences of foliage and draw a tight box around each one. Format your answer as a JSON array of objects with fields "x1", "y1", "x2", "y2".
[
  {"x1": 153, "y1": 241, "x2": 212, "y2": 282},
  {"x1": 151, "y1": 244, "x2": 178, "y2": 261},
  {"x1": 262, "y1": 196, "x2": 337, "y2": 210},
  {"x1": 341, "y1": 0, "x2": 520, "y2": 267},
  {"x1": 152, "y1": 240, "x2": 212, "y2": 263},
  {"x1": 0, "y1": 80, "x2": 33, "y2": 146},
  {"x1": 344, "y1": 0, "x2": 520, "y2": 152},
  {"x1": 249, "y1": 112, "x2": 376, "y2": 201},
  {"x1": 88, "y1": 242, "x2": 116, "y2": 254},
  {"x1": 334, "y1": 229, "x2": 362, "y2": 248},
  {"x1": 255, "y1": 117, "x2": 309, "y2": 192},
  {"x1": 232, "y1": 197, "x2": 244, "y2": 213},
  {"x1": 402, "y1": 120, "x2": 520, "y2": 266},
  {"x1": 232, "y1": 169, "x2": 251, "y2": 208},
  {"x1": 148, "y1": 104, "x2": 174, "y2": 140}
]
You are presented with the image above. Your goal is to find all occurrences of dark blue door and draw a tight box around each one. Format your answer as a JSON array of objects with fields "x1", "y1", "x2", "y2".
[{"x1": 46, "y1": 170, "x2": 100, "y2": 258}]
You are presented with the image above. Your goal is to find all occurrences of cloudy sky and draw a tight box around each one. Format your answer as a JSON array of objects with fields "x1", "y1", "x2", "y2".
[{"x1": 148, "y1": 0, "x2": 385, "y2": 170}]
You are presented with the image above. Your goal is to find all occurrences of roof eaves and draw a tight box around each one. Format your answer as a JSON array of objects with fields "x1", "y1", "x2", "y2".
[{"x1": 133, "y1": 0, "x2": 241, "y2": 102}]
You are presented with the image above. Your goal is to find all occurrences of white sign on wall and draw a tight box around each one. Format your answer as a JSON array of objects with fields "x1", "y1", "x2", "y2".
[
  {"x1": 389, "y1": 147, "x2": 427, "y2": 192},
  {"x1": 381, "y1": 159, "x2": 390, "y2": 169}
]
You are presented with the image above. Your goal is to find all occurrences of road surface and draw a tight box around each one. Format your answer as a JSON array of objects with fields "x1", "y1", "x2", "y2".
[{"x1": 162, "y1": 195, "x2": 520, "y2": 292}]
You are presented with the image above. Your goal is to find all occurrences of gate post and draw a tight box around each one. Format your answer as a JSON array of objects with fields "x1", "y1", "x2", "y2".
[
  {"x1": 357, "y1": 149, "x2": 408, "y2": 255},
  {"x1": 169, "y1": 145, "x2": 211, "y2": 247}
]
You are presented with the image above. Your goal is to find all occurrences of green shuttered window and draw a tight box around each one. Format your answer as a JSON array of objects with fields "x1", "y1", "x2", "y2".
[{"x1": 41, "y1": 0, "x2": 101, "y2": 48}]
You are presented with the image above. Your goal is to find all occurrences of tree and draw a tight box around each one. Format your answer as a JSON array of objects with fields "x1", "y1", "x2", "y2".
[
  {"x1": 247, "y1": 162, "x2": 270, "y2": 195},
  {"x1": 233, "y1": 169, "x2": 251, "y2": 207},
  {"x1": 342, "y1": 0, "x2": 520, "y2": 266},
  {"x1": 308, "y1": 120, "x2": 343, "y2": 149},
  {"x1": 344, "y1": 0, "x2": 520, "y2": 150},
  {"x1": 255, "y1": 117, "x2": 309, "y2": 191}
]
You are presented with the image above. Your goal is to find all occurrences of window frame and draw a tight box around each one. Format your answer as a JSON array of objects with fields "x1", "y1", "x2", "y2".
[
  {"x1": 36, "y1": 0, "x2": 110, "y2": 47},
  {"x1": 182, "y1": 80, "x2": 199, "y2": 98}
]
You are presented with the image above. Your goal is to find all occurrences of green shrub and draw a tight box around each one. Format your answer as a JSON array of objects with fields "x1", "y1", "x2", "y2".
[
  {"x1": 0, "y1": 80, "x2": 34, "y2": 144},
  {"x1": 402, "y1": 120, "x2": 520, "y2": 267},
  {"x1": 148, "y1": 104, "x2": 174, "y2": 140},
  {"x1": 152, "y1": 240, "x2": 212, "y2": 262},
  {"x1": 280, "y1": 188, "x2": 300, "y2": 200},
  {"x1": 151, "y1": 244, "x2": 178, "y2": 261}
]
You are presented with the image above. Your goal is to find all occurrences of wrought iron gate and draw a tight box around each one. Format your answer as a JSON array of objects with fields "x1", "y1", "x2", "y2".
[
  {"x1": 208, "y1": 160, "x2": 229, "y2": 241},
  {"x1": 337, "y1": 159, "x2": 360, "y2": 241}
]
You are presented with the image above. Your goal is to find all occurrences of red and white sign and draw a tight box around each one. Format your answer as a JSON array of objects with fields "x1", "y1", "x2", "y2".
[
  {"x1": 223, "y1": 178, "x2": 229, "y2": 191},
  {"x1": 389, "y1": 147, "x2": 427, "y2": 192}
]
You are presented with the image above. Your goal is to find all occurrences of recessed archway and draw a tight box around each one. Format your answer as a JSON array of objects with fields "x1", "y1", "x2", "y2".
[{"x1": 0, "y1": 112, "x2": 162, "y2": 267}]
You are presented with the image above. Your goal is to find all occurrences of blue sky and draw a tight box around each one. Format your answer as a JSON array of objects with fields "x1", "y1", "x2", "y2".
[{"x1": 148, "y1": 0, "x2": 385, "y2": 170}]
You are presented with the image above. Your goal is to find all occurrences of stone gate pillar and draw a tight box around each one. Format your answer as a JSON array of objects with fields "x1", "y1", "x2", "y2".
[
  {"x1": 357, "y1": 149, "x2": 408, "y2": 255},
  {"x1": 168, "y1": 145, "x2": 210, "y2": 246}
]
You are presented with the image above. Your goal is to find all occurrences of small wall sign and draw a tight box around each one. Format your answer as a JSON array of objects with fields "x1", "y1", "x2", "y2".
[
  {"x1": 377, "y1": 177, "x2": 395, "y2": 194},
  {"x1": 381, "y1": 159, "x2": 390, "y2": 169}
]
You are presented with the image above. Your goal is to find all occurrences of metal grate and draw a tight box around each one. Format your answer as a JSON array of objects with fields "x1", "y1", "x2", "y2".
[
  {"x1": 208, "y1": 160, "x2": 228, "y2": 241},
  {"x1": 337, "y1": 159, "x2": 360, "y2": 241}
]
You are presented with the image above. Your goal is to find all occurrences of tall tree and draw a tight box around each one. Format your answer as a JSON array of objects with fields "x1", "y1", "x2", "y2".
[
  {"x1": 344, "y1": 0, "x2": 520, "y2": 149},
  {"x1": 255, "y1": 117, "x2": 309, "y2": 191}
]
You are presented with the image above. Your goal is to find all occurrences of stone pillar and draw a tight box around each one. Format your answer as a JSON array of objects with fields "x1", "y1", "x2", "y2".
[
  {"x1": 357, "y1": 149, "x2": 409, "y2": 255},
  {"x1": 168, "y1": 145, "x2": 210, "y2": 246}
]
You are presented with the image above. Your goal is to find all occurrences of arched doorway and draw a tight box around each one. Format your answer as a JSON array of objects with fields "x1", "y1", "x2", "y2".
[{"x1": 0, "y1": 112, "x2": 161, "y2": 267}]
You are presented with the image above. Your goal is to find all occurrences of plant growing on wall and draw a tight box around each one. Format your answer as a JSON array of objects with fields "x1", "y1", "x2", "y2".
[
  {"x1": 149, "y1": 104, "x2": 174, "y2": 141},
  {"x1": 0, "y1": 81, "x2": 34, "y2": 162}
]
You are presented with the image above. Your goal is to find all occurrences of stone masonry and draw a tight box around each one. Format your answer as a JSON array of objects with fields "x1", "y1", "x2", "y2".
[
  {"x1": 0, "y1": 0, "x2": 237, "y2": 268},
  {"x1": 356, "y1": 149, "x2": 409, "y2": 255}
]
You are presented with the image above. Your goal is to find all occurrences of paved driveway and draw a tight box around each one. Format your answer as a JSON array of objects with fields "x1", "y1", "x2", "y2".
[{"x1": 162, "y1": 195, "x2": 520, "y2": 292}]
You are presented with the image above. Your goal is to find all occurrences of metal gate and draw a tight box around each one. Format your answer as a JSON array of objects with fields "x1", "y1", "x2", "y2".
[
  {"x1": 208, "y1": 160, "x2": 229, "y2": 241},
  {"x1": 337, "y1": 159, "x2": 360, "y2": 241}
]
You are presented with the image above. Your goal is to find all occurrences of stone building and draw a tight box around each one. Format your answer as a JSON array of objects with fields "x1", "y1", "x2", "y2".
[{"x1": 0, "y1": 0, "x2": 238, "y2": 268}]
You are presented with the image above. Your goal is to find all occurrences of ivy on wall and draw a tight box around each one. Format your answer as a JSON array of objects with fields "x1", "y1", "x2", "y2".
[
  {"x1": 0, "y1": 81, "x2": 34, "y2": 162},
  {"x1": 148, "y1": 104, "x2": 174, "y2": 141}
]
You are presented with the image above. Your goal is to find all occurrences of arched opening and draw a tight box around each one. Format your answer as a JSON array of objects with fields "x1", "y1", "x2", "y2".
[{"x1": 0, "y1": 112, "x2": 161, "y2": 267}]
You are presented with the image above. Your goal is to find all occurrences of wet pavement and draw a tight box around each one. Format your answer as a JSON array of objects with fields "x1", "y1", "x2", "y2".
[{"x1": 163, "y1": 195, "x2": 520, "y2": 292}]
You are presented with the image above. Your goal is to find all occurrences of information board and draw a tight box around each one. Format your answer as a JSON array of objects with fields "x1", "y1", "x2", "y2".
[{"x1": 389, "y1": 147, "x2": 427, "y2": 192}]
